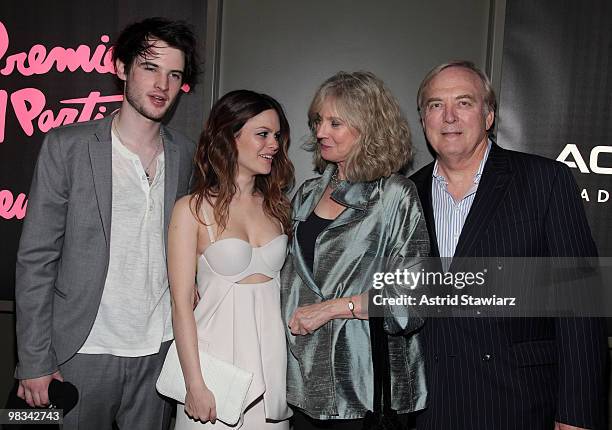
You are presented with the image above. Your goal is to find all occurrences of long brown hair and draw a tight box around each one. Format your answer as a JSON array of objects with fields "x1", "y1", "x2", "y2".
[{"x1": 191, "y1": 90, "x2": 294, "y2": 236}]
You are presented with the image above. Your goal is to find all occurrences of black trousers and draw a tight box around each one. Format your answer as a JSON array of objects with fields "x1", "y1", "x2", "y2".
[
  {"x1": 291, "y1": 409, "x2": 362, "y2": 430},
  {"x1": 291, "y1": 408, "x2": 416, "y2": 430}
]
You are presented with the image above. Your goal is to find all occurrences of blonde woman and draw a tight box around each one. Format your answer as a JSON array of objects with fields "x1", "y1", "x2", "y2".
[{"x1": 281, "y1": 71, "x2": 430, "y2": 429}]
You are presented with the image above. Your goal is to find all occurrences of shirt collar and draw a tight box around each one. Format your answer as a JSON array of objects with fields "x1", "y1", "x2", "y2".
[{"x1": 432, "y1": 139, "x2": 492, "y2": 186}]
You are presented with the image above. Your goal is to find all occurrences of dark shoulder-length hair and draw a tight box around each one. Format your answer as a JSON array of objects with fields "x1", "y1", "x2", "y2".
[{"x1": 191, "y1": 90, "x2": 294, "y2": 235}]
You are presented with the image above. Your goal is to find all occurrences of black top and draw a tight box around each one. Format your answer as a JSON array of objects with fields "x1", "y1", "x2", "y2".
[{"x1": 297, "y1": 212, "x2": 333, "y2": 273}]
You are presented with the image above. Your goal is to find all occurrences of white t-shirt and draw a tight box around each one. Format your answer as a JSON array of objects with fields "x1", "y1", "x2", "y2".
[{"x1": 78, "y1": 130, "x2": 173, "y2": 356}]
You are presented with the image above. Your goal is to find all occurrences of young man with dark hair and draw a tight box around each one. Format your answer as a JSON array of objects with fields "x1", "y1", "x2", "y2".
[{"x1": 15, "y1": 17, "x2": 199, "y2": 429}]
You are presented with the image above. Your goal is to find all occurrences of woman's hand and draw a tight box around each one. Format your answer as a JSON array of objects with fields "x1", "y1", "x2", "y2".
[
  {"x1": 289, "y1": 294, "x2": 368, "y2": 335},
  {"x1": 184, "y1": 383, "x2": 217, "y2": 423},
  {"x1": 289, "y1": 301, "x2": 337, "y2": 335}
]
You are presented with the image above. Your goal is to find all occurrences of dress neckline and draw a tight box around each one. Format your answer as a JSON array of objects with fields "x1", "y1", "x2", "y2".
[{"x1": 200, "y1": 234, "x2": 287, "y2": 259}]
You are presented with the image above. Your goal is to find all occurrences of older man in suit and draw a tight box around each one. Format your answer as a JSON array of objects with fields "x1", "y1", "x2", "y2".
[
  {"x1": 15, "y1": 18, "x2": 199, "y2": 429},
  {"x1": 410, "y1": 61, "x2": 607, "y2": 430}
]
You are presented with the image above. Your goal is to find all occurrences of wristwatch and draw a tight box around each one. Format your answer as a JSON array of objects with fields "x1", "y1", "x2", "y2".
[{"x1": 348, "y1": 299, "x2": 356, "y2": 318}]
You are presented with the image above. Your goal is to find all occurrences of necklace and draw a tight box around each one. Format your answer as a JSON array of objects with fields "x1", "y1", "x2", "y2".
[
  {"x1": 330, "y1": 169, "x2": 346, "y2": 190},
  {"x1": 113, "y1": 117, "x2": 163, "y2": 184}
]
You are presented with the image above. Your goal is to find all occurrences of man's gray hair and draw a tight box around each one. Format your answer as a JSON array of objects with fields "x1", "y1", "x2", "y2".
[{"x1": 416, "y1": 60, "x2": 497, "y2": 120}]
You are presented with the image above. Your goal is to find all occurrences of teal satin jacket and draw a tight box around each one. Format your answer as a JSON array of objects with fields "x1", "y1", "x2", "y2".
[{"x1": 280, "y1": 165, "x2": 430, "y2": 420}]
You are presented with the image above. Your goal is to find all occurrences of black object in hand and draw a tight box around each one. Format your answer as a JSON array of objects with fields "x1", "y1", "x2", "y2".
[{"x1": 5, "y1": 379, "x2": 79, "y2": 414}]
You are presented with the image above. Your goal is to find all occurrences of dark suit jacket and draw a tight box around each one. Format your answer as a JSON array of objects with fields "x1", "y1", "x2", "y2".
[
  {"x1": 15, "y1": 114, "x2": 195, "y2": 379},
  {"x1": 410, "y1": 143, "x2": 607, "y2": 430}
]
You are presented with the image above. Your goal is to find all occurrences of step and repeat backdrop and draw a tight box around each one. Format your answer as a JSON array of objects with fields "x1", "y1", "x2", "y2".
[
  {"x1": 0, "y1": 1, "x2": 207, "y2": 300},
  {"x1": 498, "y1": 0, "x2": 611, "y2": 333},
  {"x1": 1, "y1": 0, "x2": 610, "y2": 302},
  {"x1": 498, "y1": 0, "x2": 612, "y2": 255}
]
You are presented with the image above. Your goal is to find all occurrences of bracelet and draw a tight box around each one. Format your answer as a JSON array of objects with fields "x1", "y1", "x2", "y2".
[{"x1": 347, "y1": 298, "x2": 356, "y2": 319}]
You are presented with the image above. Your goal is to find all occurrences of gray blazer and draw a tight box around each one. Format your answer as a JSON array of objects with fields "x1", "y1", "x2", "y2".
[{"x1": 15, "y1": 114, "x2": 195, "y2": 379}]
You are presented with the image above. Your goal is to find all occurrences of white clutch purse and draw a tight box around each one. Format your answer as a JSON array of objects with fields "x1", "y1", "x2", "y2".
[{"x1": 156, "y1": 340, "x2": 254, "y2": 426}]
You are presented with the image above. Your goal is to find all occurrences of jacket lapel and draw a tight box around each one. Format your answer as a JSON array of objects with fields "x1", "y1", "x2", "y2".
[
  {"x1": 292, "y1": 169, "x2": 330, "y2": 222},
  {"x1": 411, "y1": 163, "x2": 441, "y2": 258},
  {"x1": 452, "y1": 144, "x2": 513, "y2": 259},
  {"x1": 291, "y1": 165, "x2": 374, "y2": 298},
  {"x1": 290, "y1": 232, "x2": 325, "y2": 299},
  {"x1": 89, "y1": 116, "x2": 181, "y2": 249},
  {"x1": 292, "y1": 165, "x2": 374, "y2": 226},
  {"x1": 162, "y1": 126, "x2": 180, "y2": 249},
  {"x1": 327, "y1": 179, "x2": 374, "y2": 230},
  {"x1": 90, "y1": 115, "x2": 114, "y2": 245},
  {"x1": 291, "y1": 166, "x2": 334, "y2": 299}
]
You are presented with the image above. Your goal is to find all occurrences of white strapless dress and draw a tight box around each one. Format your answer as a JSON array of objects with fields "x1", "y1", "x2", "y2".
[{"x1": 175, "y1": 235, "x2": 291, "y2": 429}]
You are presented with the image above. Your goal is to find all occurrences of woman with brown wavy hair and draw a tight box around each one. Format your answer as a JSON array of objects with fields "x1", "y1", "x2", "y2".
[{"x1": 168, "y1": 90, "x2": 294, "y2": 429}]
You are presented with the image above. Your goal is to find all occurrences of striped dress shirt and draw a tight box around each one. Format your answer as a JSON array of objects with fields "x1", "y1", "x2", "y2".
[{"x1": 432, "y1": 141, "x2": 491, "y2": 269}]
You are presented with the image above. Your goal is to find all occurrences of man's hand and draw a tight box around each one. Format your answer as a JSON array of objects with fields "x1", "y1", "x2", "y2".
[
  {"x1": 555, "y1": 422, "x2": 587, "y2": 430},
  {"x1": 17, "y1": 371, "x2": 64, "y2": 407}
]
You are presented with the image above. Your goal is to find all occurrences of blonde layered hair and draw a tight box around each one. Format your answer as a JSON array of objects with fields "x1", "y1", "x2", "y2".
[{"x1": 306, "y1": 71, "x2": 412, "y2": 182}]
